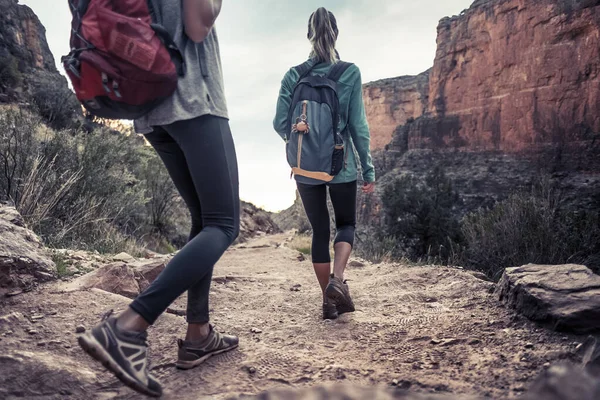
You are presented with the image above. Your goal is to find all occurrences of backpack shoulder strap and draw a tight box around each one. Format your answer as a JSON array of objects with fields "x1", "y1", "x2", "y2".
[
  {"x1": 293, "y1": 60, "x2": 316, "y2": 81},
  {"x1": 327, "y1": 61, "x2": 354, "y2": 82}
]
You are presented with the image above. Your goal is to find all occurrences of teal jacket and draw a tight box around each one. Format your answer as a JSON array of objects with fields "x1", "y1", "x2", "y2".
[{"x1": 273, "y1": 60, "x2": 375, "y2": 184}]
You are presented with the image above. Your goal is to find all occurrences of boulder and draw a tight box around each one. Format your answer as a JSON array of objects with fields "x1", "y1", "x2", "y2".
[
  {"x1": 0, "y1": 350, "x2": 97, "y2": 398},
  {"x1": 0, "y1": 205, "x2": 55, "y2": 289},
  {"x1": 496, "y1": 264, "x2": 600, "y2": 333},
  {"x1": 64, "y1": 260, "x2": 167, "y2": 298}
]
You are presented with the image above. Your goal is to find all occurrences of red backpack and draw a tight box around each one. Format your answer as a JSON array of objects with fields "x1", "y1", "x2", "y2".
[{"x1": 62, "y1": 0, "x2": 184, "y2": 120}]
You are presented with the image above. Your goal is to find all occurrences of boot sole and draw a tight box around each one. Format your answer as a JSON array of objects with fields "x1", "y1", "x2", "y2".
[
  {"x1": 175, "y1": 344, "x2": 239, "y2": 370},
  {"x1": 326, "y1": 285, "x2": 356, "y2": 314},
  {"x1": 78, "y1": 333, "x2": 162, "y2": 398}
]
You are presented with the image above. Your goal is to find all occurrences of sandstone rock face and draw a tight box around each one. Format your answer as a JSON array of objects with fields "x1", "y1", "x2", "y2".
[
  {"x1": 0, "y1": 205, "x2": 56, "y2": 289},
  {"x1": 363, "y1": 71, "x2": 429, "y2": 150},
  {"x1": 496, "y1": 264, "x2": 600, "y2": 333},
  {"x1": 0, "y1": 0, "x2": 56, "y2": 73},
  {"x1": 355, "y1": 0, "x2": 600, "y2": 226},
  {"x1": 0, "y1": 0, "x2": 77, "y2": 108},
  {"x1": 428, "y1": 0, "x2": 600, "y2": 151},
  {"x1": 363, "y1": 0, "x2": 600, "y2": 153}
]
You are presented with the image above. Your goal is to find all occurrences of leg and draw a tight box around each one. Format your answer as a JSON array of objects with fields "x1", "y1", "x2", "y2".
[
  {"x1": 144, "y1": 127, "x2": 213, "y2": 341},
  {"x1": 117, "y1": 127, "x2": 206, "y2": 334},
  {"x1": 128, "y1": 115, "x2": 240, "y2": 327},
  {"x1": 324, "y1": 181, "x2": 357, "y2": 314},
  {"x1": 297, "y1": 183, "x2": 331, "y2": 298},
  {"x1": 329, "y1": 181, "x2": 357, "y2": 280}
]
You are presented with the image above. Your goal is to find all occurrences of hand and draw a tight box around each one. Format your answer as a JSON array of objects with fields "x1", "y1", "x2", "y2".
[{"x1": 362, "y1": 181, "x2": 375, "y2": 194}]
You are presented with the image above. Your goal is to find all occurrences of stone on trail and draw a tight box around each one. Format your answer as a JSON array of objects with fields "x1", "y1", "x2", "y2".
[
  {"x1": 496, "y1": 264, "x2": 600, "y2": 333},
  {"x1": 62, "y1": 260, "x2": 167, "y2": 298},
  {"x1": 0, "y1": 205, "x2": 56, "y2": 290},
  {"x1": 112, "y1": 252, "x2": 135, "y2": 262},
  {"x1": 0, "y1": 350, "x2": 97, "y2": 399}
]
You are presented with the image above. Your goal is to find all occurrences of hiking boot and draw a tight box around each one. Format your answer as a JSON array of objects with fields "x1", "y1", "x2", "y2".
[
  {"x1": 326, "y1": 275, "x2": 356, "y2": 315},
  {"x1": 78, "y1": 312, "x2": 162, "y2": 398},
  {"x1": 322, "y1": 300, "x2": 339, "y2": 320},
  {"x1": 176, "y1": 325, "x2": 239, "y2": 370}
]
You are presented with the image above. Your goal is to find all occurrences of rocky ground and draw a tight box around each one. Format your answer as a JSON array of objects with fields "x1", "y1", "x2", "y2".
[{"x1": 1, "y1": 231, "x2": 598, "y2": 399}]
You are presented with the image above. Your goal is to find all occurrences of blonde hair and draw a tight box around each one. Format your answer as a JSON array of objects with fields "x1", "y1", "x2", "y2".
[{"x1": 308, "y1": 8, "x2": 339, "y2": 64}]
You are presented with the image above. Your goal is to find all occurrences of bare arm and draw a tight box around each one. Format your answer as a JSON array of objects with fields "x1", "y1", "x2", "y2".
[{"x1": 183, "y1": 0, "x2": 223, "y2": 43}]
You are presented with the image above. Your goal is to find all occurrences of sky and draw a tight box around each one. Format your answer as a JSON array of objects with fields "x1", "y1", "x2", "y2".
[{"x1": 20, "y1": 0, "x2": 474, "y2": 212}]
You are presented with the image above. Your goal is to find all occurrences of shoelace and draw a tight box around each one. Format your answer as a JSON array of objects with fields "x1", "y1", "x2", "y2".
[{"x1": 101, "y1": 309, "x2": 114, "y2": 321}]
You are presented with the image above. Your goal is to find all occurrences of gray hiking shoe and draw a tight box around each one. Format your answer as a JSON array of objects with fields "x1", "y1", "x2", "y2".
[
  {"x1": 78, "y1": 312, "x2": 162, "y2": 398},
  {"x1": 176, "y1": 325, "x2": 239, "y2": 370},
  {"x1": 326, "y1": 275, "x2": 356, "y2": 315},
  {"x1": 323, "y1": 300, "x2": 339, "y2": 320}
]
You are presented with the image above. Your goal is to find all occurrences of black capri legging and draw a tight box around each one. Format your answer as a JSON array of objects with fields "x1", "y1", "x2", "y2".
[{"x1": 297, "y1": 180, "x2": 357, "y2": 263}]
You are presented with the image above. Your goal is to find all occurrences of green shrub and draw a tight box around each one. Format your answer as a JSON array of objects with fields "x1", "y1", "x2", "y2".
[
  {"x1": 462, "y1": 181, "x2": 600, "y2": 280},
  {"x1": 355, "y1": 230, "x2": 398, "y2": 264},
  {"x1": 382, "y1": 166, "x2": 463, "y2": 262},
  {"x1": 0, "y1": 53, "x2": 22, "y2": 88},
  {"x1": 31, "y1": 77, "x2": 79, "y2": 130}
]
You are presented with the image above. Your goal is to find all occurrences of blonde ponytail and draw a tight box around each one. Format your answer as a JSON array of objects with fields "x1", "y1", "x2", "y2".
[{"x1": 307, "y1": 8, "x2": 339, "y2": 64}]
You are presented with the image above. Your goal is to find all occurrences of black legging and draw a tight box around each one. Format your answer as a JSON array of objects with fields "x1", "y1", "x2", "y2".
[
  {"x1": 130, "y1": 115, "x2": 240, "y2": 325},
  {"x1": 297, "y1": 181, "x2": 357, "y2": 263}
]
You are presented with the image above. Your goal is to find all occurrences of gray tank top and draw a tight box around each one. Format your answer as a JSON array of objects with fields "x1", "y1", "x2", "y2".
[{"x1": 134, "y1": 0, "x2": 228, "y2": 134}]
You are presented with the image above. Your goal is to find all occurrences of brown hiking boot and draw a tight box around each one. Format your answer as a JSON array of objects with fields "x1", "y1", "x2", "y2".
[
  {"x1": 322, "y1": 300, "x2": 338, "y2": 320},
  {"x1": 326, "y1": 275, "x2": 355, "y2": 315},
  {"x1": 176, "y1": 325, "x2": 239, "y2": 370}
]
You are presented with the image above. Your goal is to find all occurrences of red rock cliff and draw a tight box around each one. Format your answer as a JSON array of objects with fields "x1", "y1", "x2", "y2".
[
  {"x1": 362, "y1": 71, "x2": 429, "y2": 150},
  {"x1": 363, "y1": 0, "x2": 600, "y2": 152}
]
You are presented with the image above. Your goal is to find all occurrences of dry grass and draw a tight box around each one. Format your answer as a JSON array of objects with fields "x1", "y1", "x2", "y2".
[{"x1": 286, "y1": 233, "x2": 335, "y2": 259}]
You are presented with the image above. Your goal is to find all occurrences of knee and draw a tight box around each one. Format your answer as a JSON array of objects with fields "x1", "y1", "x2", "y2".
[
  {"x1": 335, "y1": 225, "x2": 356, "y2": 247},
  {"x1": 222, "y1": 217, "x2": 240, "y2": 246},
  {"x1": 231, "y1": 220, "x2": 240, "y2": 243}
]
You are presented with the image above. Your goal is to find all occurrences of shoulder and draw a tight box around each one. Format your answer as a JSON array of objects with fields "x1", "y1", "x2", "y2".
[{"x1": 337, "y1": 62, "x2": 362, "y2": 86}]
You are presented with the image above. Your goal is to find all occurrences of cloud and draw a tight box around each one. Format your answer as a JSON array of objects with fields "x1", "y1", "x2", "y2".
[{"x1": 20, "y1": 0, "x2": 474, "y2": 212}]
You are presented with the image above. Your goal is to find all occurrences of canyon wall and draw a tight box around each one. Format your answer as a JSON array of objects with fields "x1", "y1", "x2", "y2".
[
  {"x1": 362, "y1": 71, "x2": 429, "y2": 150},
  {"x1": 365, "y1": 0, "x2": 600, "y2": 152},
  {"x1": 358, "y1": 0, "x2": 600, "y2": 226},
  {"x1": 0, "y1": 0, "x2": 72, "y2": 103}
]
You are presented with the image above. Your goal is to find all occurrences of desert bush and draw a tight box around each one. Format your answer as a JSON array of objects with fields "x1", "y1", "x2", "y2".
[
  {"x1": 0, "y1": 108, "x2": 164, "y2": 253},
  {"x1": 0, "y1": 108, "x2": 41, "y2": 202},
  {"x1": 462, "y1": 180, "x2": 600, "y2": 280},
  {"x1": 288, "y1": 234, "x2": 313, "y2": 255},
  {"x1": 0, "y1": 52, "x2": 22, "y2": 89},
  {"x1": 354, "y1": 230, "x2": 398, "y2": 264},
  {"x1": 31, "y1": 77, "x2": 79, "y2": 130},
  {"x1": 381, "y1": 166, "x2": 463, "y2": 262},
  {"x1": 137, "y1": 146, "x2": 179, "y2": 236}
]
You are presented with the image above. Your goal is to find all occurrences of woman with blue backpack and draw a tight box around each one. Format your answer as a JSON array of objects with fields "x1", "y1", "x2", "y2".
[{"x1": 274, "y1": 7, "x2": 376, "y2": 320}]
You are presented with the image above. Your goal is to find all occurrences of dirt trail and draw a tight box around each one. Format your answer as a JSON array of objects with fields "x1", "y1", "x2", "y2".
[{"x1": 0, "y1": 233, "x2": 585, "y2": 399}]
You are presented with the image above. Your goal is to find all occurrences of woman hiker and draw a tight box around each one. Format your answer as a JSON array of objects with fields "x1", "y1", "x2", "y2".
[
  {"x1": 273, "y1": 7, "x2": 376, "y2": 320},
  {"x1": 78, "y1": 0, "x2": 239, "y2": 397}
]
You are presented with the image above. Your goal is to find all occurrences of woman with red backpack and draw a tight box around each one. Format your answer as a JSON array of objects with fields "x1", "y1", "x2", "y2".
[{"x1": 75, "y1": 1, "x2": 239, "y2": 397}]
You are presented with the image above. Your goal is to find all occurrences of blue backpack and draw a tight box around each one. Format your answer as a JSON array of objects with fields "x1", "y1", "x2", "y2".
[{"x1": 286, "y1": 60, "x2": 354, "y2": 184}]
